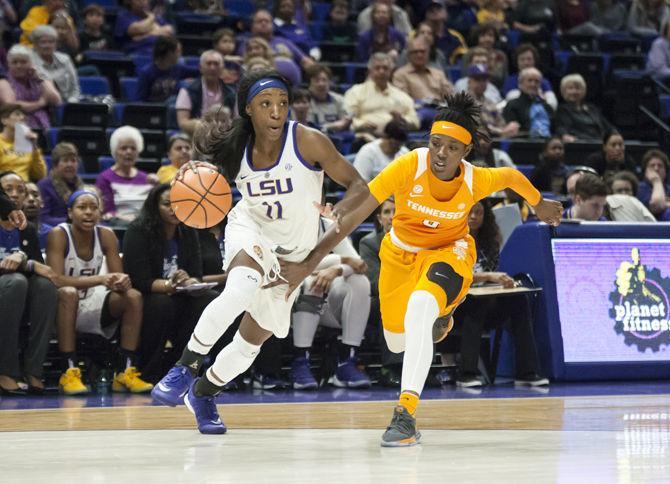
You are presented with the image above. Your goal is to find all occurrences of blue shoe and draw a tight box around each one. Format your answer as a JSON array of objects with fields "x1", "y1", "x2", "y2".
[
  {"x1": 251, "y1": 372, "x2": 289, "y2": 390},
  {"x1": 184, "y1": 378, "x2": 227, "y2": 435},
  {"x1": 290, "y1": 357, "x2": 318, "y2": 390},
  {"x1": 151, "y1": 365, "x2": 194, "y2": 407},
  {"x1": 329, "y1": 357, "x2": 371, "y2": 388}
]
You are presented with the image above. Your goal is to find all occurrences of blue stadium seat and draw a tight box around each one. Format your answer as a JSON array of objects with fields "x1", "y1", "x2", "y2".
[
  {"x1": 44, "y1": 155, "x2": 52, "y2": 171},
  {"x1": 79, "y1": 76, "x2": 111, "y2": 96},
  {"x1": 447, "y1": 65, "x2": 461, "y2": 83},
  {"x1": 312, "y1": 2, "x2": 332, "y2": 22},
  {"x1": 175, "y1": 12, "x2": 223, "y2": 35},
  {"x1": 82, "y1": 0, "x2": 117, "y2": 6},
  {"x1": 225, "y1": 0, "x2": 255, "y2": 17},
  {"x1": 130, "y1": 54, "x2": 151, "y2": 72},
  {"x1": 47, "y1": 128, "x2": 59, "y2": 150},
  {"x1": 98, "y1": 156, "x2": 114, "y2": 171},
  {"x1": 660, "y1": 95, "x2": 670, "y2": 120},
  {"x1": 516, "y1": 164, "x2": 534, "y2": 178},
  {"x1": 182, "y1": 56, "x2": 200, "y2": 69},
  {"x1": 120, "y1": 77, "x2": 139, "y2": 102},
  {"x1": 309, "y1": 22, "x2": 325, "y2": 42}
]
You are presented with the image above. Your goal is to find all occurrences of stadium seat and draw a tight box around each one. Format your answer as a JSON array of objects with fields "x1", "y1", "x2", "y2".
[
  {"x1": 559, "y1": 34, "x2": 596, "y2": 53},
  {"x1": 139, "y1": 129, "x2": 168, "y2": 159},
  {"x1": 175, "y1": 12, "x2": 223, "y2": 35},
  {"x1": 182, "y1": 56, "x2": 200, "y2": 69},
  {"x1": 563, "y1": 141, "x2": 600, "y2": 165},
  {"x1": 82, "y1": 0, "x2": 117, "y2": 6},
  {"x1": 515, "y1": 164, "x2": 534, "y2": 178},
  {"x1": 311, "y1": 2, "x2": 332, "y2": 22},
  {"x1": 659, "y1": 94, "x2": 670, "y2": 120},
  {"x1": 177, "y1": 35, "x2": 213, "y2": 57},
  {"x1": 320, "y1": 42, "x2": 356, "y2": 63},
  {"x1": 599, "y1": 34, "x2": 641, "y2": 54},
  {"x1": 506, "y1": 139, "x2": 544, "y2": 165},
  {"x1": 130, "y1": 54, "x2": 151, "y2": 72},
  {"x1": 121, "y1": 103, "x2": 167, "y2": 129},
  {"x1": 98, "y1": 155, "x2": 114, "y2": 171},
  {"x1": 225, "y1": 0, "x2": 255, "y2": 17},
  {"x1": 565, "y1": 53, "x2": 604, "y2": 104},
  {"x1": 120, "y1": 77, "x2": 139, "y2": 102},
  {"x1": 61, "y1": 103, "x2": 109, "y2": 127},
  {"x1": 79, "y1": 76, "x2": 111, "y2": 96},
  {"x1": 607, "y1": 54, "x2": 646, "y2": 79},
  {"x1": 135, "y1": 158, "x2": 162, "y2": 173}
]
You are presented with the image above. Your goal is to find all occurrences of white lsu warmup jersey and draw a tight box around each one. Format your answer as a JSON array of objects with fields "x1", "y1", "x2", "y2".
[
  {"x1": 59, "y1": 222, "x2": 105, "y2": 299},
  {"x1": 228, "y1": 120, "x2": 324, "y2": 263}
]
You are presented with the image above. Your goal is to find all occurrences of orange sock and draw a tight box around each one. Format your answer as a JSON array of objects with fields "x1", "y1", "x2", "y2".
[{"x1": 398, "y1": 391, "x2": 419, "y2": 415}]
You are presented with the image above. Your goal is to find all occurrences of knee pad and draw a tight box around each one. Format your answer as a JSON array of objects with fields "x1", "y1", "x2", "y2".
[
  {"x1": 426, "y1": 262, "x2": 463, "y2": 305},
  {"x1": 294, "y1": 294, "x2": 326, "y2": 315},
  {"x1": 384, "y1": 329, "x2": 406, "y2": 353},
  {"x1": 232, "y1": 331, "x2": 261, "y2": 359}
]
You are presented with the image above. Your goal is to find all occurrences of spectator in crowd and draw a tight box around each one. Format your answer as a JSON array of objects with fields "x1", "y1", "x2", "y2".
[
  {"x1": 353, "y1": 120, "x2": 409, "y2": 182},
  {"x1": 397, "y1": 22, "x2": 448, "y2": 72},
  {"x1": 567, "y1": 167, "x2": 656, "y2": 221},
  {"x1": 467, "y1": 22, "x2": 507, "y2": 87},
  {"x1": 449, "y1": 199, "x2": 548, "y2": 387},
  {"x1": 638, "y1": 149, "x2": 670, "y2": 220},
  {"x1": 273, "y1": 0, "x2": 321, "y2": 61},
  {"x1": 477, "y1": 0, "x2": 507, "y2": 31},
  {"x1": 423, "y1": 0, "x2": 468, "y2": 64},
  {"x1": 323, "y1": 0, "x2": 355, "y2": 43},
  {"x1": 114, "y1": 0, "x2": 173, "y2": 55},
  {"x1": 95, "y1": 126, "x2": 157, "y2": 225},
  {"x1": 0, "y1": 170, "x2": 56, "y2": 395},
  {"x1": 577, "y1": 0, "x2": 627, "y2": 35},
  {"x1": 137, "y1": 36, "x2": 198, "y2": 103},
  {"x1": 610, "y1": 170, "x2": 639, "y2": 197},
  {"x1": 628, "y1": 0, "x2": 670, "y2": 37},
  {"x1": 563, "y1": 172, "x2": 609, "y2": 220},
  {"x1": 355, "y1": 1, "x2": 405, "y2": 62},
  {"x1": 305, "y1": 64, "x2": 351, "y2": 132},
  {"x1": 79, "y1": 4, "x2": 114, "y2": 52},
  {"x1": 4, "y1": 45, "x2": 61, "y2": 131},
  {"x1": 0, "y1": 104, "x2": 47, "y2": 181},
  {"x1": 358, "y1": 0, "x2": 411, "y2": 36},
  {"x1": 37, "y1": 142, "x2": 83, "y2": 226},
  {"x1": 244, "y1": 56, "x2": 274, "y2": 73},
  {"x1": 243, "y1": 36, "x2": 276, "y2": 69},
  {"x1": 30, "y1": 25, "x2": 79, "y2": 103},
  {"x1": 23, "y1": 181, "x2": 51, "y2": 249},
  {"x1": 243, "y1": 9, "x2": 314, "y2": 71},
  {"x1": 454, "y1": 47, "x2": 502, "y2": 105},
  {"x1": 289, "y1": 88, "x2": 315, "y2": 127},
  {"x1": 647, "y1": 19, "x2": 670, "y2": 78},
  {"x1": 556, "y1": 0, "x2": 591, "y2": 33},
  {"x1": 469, "y1": 128, "x2": 515, "y2": 168},
  {"x1": 555, "y1": 74, "x2": 612, "y2": 142},
  {"x1": 212, "y1": 28, "x2": 242, "y2": 84},
  {"x1": 503, "y1": 67, "x2": 553, "y2": 138},
  {"x1": 344, "y1": 53, "x2": 419, "y2": 139},
  {"x1": 511, "y1": 0, "x2": 556, "y2": 37},
  {"x1": 392, "y1": 36, "x2": 454, "y2": 115},
  {"x1": 359, "y1": 198, "x2": 401, "y2": 386},
  {"x1": 46, "y1": 190, "x2": 152, "y2": 395},
  {"x1": 502, "y1": 44, "x2": 557, "y2": 109},
  {"x1": 157, "y1": 133, "x2": 192, "y2": 184},
  {"x1": 466, "y1": 64, "x2": 516, "y2": 138},
  {"x1": 586, "y1": 130, "x2": 638, "y2": 178},
  {"x1": 122, "y1": 184, "x2": 217, "y2": 383},
  {"x1": 20, "y1": 0, "x2": 64, "y2": 46},
  {"x1": 290, "y1": 215, "x2": 371, "y2": 390},
  {"x1": 0, "y1": 0, "x2": 17, "y2": 47},
  {"x1": 175, "y1": 50, "x2": 235, "y2": 136},
  {"x1": 530, "y1": 136, "x2": 568, "y2": 194},
  {"x1": 49, "y1": 9, "x2": 79, "y2": 61}
]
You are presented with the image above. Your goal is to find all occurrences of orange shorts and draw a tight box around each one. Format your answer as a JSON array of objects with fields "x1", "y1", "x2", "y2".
[{"x1": 377, "y1": 233, "x2": 476, "y2": 334}]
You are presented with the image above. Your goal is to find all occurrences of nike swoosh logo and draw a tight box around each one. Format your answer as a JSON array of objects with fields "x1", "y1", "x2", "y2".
[
  {"x1": 259, "y1": 80, "x2": 271, "y2": 86},
  {"x1": 240, "y1": 175, "x2": 249, "y2": 180},
  {"x1": 157, "y1": 382, "x2": 171, "y2": 392},
  {"x1": 211, "y1": 418, "x2": 222, "y2": 425},
  {"x1": 434, "y1": 272, "x2": 448, "y2": 278}
]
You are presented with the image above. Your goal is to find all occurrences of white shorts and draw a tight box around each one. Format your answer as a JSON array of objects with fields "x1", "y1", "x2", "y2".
[
  {"x1": 223, "y1": 216, "x2": 305, "y2": 339},
  {"x1": 76, "y1": 286, "x2": 117, "y2": 339}
]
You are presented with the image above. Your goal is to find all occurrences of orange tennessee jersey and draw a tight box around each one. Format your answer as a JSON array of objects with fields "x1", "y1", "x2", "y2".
[{"x1": 368, "y1": 148, "x2": 541, "y2": 249}]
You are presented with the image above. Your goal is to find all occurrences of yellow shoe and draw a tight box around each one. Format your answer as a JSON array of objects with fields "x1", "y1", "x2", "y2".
[
  {"x1": 59, "y1": 367, "x2": 89, "y2": 395},
  {"x1": 112, "y1": 367, "x2": 154, "y2": 393}
]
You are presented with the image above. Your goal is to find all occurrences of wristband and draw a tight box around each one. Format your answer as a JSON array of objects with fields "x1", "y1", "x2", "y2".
[{"x1": 25, "y1": 260, "x2": 35, "y2": 273}]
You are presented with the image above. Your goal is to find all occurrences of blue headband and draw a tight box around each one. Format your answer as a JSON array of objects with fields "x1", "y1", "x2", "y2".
[
  {"x1": 67, "y1": 190, "x2": 99, "y2": 208},
  {"x1": 246, "y1": 78, "x2": 288, "y2": 104}
]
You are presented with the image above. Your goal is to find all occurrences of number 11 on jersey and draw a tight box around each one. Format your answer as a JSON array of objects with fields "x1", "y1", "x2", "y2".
[{"x1": 263, "y1": 201, "x2": 283, "y2": 219}]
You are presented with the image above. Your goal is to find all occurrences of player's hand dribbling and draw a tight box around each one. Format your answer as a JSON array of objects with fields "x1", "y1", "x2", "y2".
[
  {"x1": 533, "y1": 198, "x2": 562, "y2": 226},
  {"x1": 173, "y1": 160, "x2": 219, "y2": 185}
]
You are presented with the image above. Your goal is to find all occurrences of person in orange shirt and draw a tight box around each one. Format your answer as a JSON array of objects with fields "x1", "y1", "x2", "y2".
[{"x1": 280, "y1": 92, "x2": 563, "y2": 447}]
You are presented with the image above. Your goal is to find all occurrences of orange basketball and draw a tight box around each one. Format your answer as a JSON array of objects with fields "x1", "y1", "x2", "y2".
[{"x1": 169, "y1": 168, "x2": 232, "y2": 229}]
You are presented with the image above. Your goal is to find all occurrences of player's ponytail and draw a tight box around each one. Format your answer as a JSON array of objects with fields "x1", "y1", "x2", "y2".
[
  {"x1": 193, "y1": 69, "x2": 292, "y2": 182},
  {"x1": 433, "y1": 92, "x2": 488, "y2": 149}
]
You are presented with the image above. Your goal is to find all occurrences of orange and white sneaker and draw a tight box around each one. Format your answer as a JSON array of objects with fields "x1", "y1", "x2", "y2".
[
  {"x1": 381, "y1": 406, "x2": 422, "y2": 447},
  {"x1": 112, "y1": 367, "x2": 154, "y2": 393},
  {"x1": 59, "y1": 367, "x2": 89, "y2": 395}
]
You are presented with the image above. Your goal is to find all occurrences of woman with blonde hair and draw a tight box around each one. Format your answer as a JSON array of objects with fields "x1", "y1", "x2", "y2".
[{"x1": 555, "y1": 73, "x2": 612, "y2": 142}]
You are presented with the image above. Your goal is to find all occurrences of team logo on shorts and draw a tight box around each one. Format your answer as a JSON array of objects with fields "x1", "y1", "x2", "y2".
[
  {"x1": 253, "y1": 245, "x2": 264, "y2": 260},
  {"x1": 608, "y1": 248, "x2": 670, "y2": 353},
  {"x1": 452, "y1": 239, "x2": 468, "y2": 261}
]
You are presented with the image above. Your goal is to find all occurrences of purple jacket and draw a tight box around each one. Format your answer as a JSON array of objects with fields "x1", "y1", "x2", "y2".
[{"x1": 37, "y1": 177, "x2": 73, "y2": 226}]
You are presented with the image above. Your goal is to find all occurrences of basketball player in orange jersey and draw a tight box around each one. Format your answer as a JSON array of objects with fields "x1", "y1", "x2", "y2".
[
  {"x1": 280, "y1": 92, "x2": 563, "y2": 446},
  {"x1": 151, "y1": 69, "x2": 370, "y2": 434}
]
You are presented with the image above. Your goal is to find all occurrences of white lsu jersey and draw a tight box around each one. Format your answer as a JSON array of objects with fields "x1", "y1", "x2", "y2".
[
  {"x1": 59, "y1": 223, "x2": 104, "y2": 299},
  {"x1": 230, "y1": 120, "x2": 324, "y2": 260}
]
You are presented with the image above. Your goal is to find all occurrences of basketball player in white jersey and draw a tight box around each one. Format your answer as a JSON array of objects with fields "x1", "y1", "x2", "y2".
[
  {"x1": 46, "y1": 190, "x2": 153, "y2": 395},
  {"x1": 151, "y1": 70, "x2": 370, "y2": 434}
]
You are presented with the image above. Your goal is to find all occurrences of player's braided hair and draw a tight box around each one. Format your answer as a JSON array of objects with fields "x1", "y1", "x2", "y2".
[
  {"x1": 433, "y1": 92, "x2": 488, "y2": 149},
  {"x1": 193, "y1": 69, "x2": 293, "y2": 182}
]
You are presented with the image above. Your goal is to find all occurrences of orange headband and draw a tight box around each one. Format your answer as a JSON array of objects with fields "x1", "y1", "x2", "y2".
[{"x1": 430, "y1": 121, "x2": 472, "y2": 145}]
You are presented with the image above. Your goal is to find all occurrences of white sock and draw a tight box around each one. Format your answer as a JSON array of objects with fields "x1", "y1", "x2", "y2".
[
  {"x1": 400, "y1": 290, "x2": 439, "y2": 396},
  {"x1": 206, "y1": 331, "x2": 261, "y2": 385},
  {"x1": 336, "y1": 274, "x2": 370, "y2": 347},
  {"x1": 187, "y1": 266, "x2": 262, "y2": 354}
]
